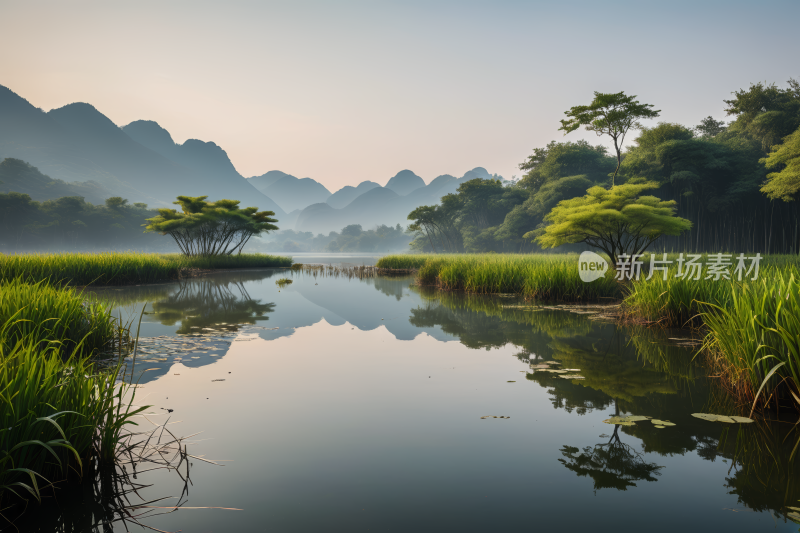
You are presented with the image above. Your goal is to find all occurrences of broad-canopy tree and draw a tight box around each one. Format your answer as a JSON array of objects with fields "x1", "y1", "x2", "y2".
[
  {"x1": 760, "y1": 128, "x2": 800, "y2": 201},
  {"x1": 531, "y1": 181, "x2": 691, "y2": 270},
  {"x1": 560, "y1": 92, "x2": 660, "y2": 186},
  {"x1": 724, "y1": 79, "x2": 800, "y2": 152},
  {"x1": 144, "y1": 195, "x2": 278, "y2": 257}
]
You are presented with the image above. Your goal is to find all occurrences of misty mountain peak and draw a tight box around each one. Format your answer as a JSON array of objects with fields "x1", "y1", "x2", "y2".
[
  {"x1": 385, "y1": 170, "x2": 425, "y2": 196},
  {"x1": 122, "y1": 120, "x2": 177, "y2": 152},
  {"x1": 48, "y1": 102, "x2": 126, "y2": 138}
]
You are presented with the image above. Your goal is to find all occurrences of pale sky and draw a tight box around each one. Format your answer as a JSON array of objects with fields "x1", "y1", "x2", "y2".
[{"x1": 2, "y1": 0, "x2": 797, "y2": 191}]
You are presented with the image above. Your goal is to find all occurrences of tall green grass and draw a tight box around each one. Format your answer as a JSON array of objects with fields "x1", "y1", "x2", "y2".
[
  {"x1": 0, "y1": 273, "x2": 145, "y2": 504},
  {"x1": 0, "y1": 336, "x2": 143, "y2": 502},
  {"x1": 376, "y1": 255, "x2": 433, "y2": 270},
  {"x1": 0, "y1": 278, "x2": 115, "y2": 353},
  {"x1": 0, "y1": 252, "x2": 292, "y2": 286},
  {"x1": 384, "y1": 254, "x2": 621, "y2": 301},
  {"x1": 623, "y1": 255, "x2": 800, "y2": 327},
  {"x1": 699, "y1": 271, "x2": 800, "y2": 406}
]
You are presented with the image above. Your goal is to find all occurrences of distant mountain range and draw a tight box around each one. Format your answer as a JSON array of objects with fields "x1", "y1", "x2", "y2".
[
  {"x1": 294, "y1": 168, "x2": 492, "y2": 233},
  {"x1": 0, "y1": 85, "x2": 287, "y2": 218},
  {"x1": 0, "y1": 84, "x2": 497, "y2": 233}
]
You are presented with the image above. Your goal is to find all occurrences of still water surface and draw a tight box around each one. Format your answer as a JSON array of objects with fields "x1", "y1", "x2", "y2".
[{"x1": 27, "y1": 267, "x2": 800, "y2": 531}]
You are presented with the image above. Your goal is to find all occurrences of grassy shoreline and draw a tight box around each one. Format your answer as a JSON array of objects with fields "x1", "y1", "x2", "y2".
[
  {"x1": 0, "y1": 252, "x2": 293, "y2": 286},
  {"x1": 378, "y1": 253, "x2": 800, "y2": 410}
]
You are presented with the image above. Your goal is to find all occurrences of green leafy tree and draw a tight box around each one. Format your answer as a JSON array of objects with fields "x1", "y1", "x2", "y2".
[
  {"x1": 760, "y1": 128, "x2": 800, "y2": 201},
  {"x1": 532, "y1": 181, "x2": 691, "y2": 269},
  {"x1": 144, "y1": 195, "x2": 278, "y2": 256},
  {"x1": 694, "y1": 116, "x2": 727, "y2": 138},
  {"x1": 724, "y1": 79, "x2": 800, "y2": 152},
  {"x1": 518, "y1": 140, "x2": 616, "y2": 193},
  {"x1": 559, "y1": 92, "x2": 661, "y2": 185}
]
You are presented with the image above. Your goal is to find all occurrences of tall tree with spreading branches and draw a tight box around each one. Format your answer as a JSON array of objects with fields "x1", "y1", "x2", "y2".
[
  {"x1": 144, "y1": 196, "x2": 278, "y2": 256},
  {"x1": 560, "y1": 92, "x2": 660, "y2": 186},
  {"x1": 531, "y1": 181, "x2": 691, "y2": 271}
]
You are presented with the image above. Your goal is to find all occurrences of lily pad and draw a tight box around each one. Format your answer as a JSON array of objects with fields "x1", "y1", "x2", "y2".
[
  {"x1": 654, "y1": 425, "x2": 665, "y2": 429},
  {"x1": 651, "y1": 419, "x2": 675, "y2": 426},
  {"x1": 729, "y1": 416, "x2": 754, "y2": 423},
  {"x1": 603, "y1": 417, "x2": 635, "y2": 426},
  {"x1": 692, "y1": 413, "x2": 738, "y2": 423}
]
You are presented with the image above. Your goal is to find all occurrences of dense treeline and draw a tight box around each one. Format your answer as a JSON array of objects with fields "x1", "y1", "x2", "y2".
[
  {"x1": 0, "y1": 191, "x2": 172, "y2": 252},
  {"x1": 409, "y1": 78, "x2": 800, "y2": 254}
]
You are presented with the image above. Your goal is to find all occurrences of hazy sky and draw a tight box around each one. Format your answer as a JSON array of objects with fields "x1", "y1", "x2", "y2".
[{"x1": 2, "y1": 0, "x2": 798, "y2": 191}]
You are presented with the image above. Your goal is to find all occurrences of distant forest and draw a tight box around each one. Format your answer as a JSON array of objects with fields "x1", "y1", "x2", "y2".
[
  {"x1": 0, "y1": 159, "x2": 170, "y2": 252},
  {"x1": 407, "y1": 78, "x2": 800, "y2": 254}
]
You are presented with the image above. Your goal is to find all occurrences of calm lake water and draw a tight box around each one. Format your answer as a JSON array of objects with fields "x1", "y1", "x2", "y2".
[{"x1": 23, "y1": 267, "x2": 800, "y2": 532}]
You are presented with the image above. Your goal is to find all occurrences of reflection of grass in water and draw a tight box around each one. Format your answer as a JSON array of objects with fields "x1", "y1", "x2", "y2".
[
  {"x1": 412, "y1": 286, "x2": 596, "y2": 339},
  {"x1": 275, "y1": 278, "x2": 293, "y2": 288},
  {"x1": 715, "y1": 419, "x2": 800, "y2": 521}
]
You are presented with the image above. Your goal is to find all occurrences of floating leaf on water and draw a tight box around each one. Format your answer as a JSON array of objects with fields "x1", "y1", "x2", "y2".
[
  {"x1": 507, "y1": 381, "x2": 516, "y2": 383},
  {"x1": 654, "y1": 425, "x2": 665, "y2": 429},
  {"x1": 651, "y1": 419, "x2": 675, "y2": 426},
  {"x1": 603, "y1": 417, "x2": 635, "y2": 426},
  {"x1": 692, "y1": 413, "x2": 739, "y2": 423},
  {"x1": 729, "y1": 416, "x2": 754, "y2": 423},
  {"x1": 563, "y1": 368, "x2": 581, "y2": 372},
  {"x1": 625, "y1": 416, "x2": 651, "y2": 422}
]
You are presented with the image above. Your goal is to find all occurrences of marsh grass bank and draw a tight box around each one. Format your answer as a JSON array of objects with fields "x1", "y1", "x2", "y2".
[
  {"x1": 0, "y1": 252, "x2": 292, "y2": 286},
  {"x1": 379, "y1": 254, "x2": 622, "y2": 301}
]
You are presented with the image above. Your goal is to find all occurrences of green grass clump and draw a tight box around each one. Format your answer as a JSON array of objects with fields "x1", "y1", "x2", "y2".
[
  {"x1": 623, "y1": 255, "x2": 800, "y2": 327},
  {"x1": 376, "y1": 255, "x2": 433, "y2": 270},
  {"x1": 0, "y1": 277, "x2": 143, "y2": 504},
  {"x1": 0, "y1": 278, "x2": 114, "y2": 353},
  {"x1": 699, "y1": 271, "x2": 800, "y2": 405},
  {"x1": 0, "y1": 252, "x2": 292, "y2": 286},
  {"x1": 407, "y1": 254, "x2": 621, "y2": 301},
  {"x1": 0, "y1": 335, "x2": 142, "y2": 503}
]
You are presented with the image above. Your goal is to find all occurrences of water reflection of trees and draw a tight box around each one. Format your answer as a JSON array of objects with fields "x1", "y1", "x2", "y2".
[
  {"x1": 370, "y1": 275, "x2": 416, "y2": 301},
  {"x1": 559, "y1": 425, "x2": 664, "y2": 491},
  {"x1": 412, "y1": 287, "x2": 800, "y2": 516},
  {"x1": 151, "y1": 277, "x2": 275, "y2": 334},
  {"x1": 89, "y1": 271, "x2": 282, "y2": 334}
]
